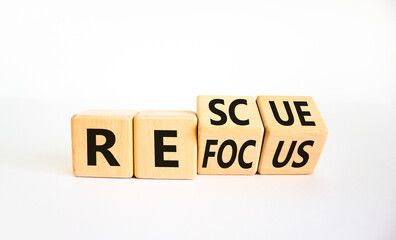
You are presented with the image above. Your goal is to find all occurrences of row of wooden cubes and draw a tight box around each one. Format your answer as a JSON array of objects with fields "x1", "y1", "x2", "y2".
[{"x1": 72, "y1": 95, "x2": 328, "y2": 179}]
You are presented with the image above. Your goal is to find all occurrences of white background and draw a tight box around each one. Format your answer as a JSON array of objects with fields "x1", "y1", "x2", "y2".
[{"x1": 0, "y1": 0, "x2": 395, "y2": 239}]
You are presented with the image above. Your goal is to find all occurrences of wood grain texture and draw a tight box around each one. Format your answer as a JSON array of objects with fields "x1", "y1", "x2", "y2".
[
  {"x1": 256, "y1": 96, "x2": 328, "y2": 174},
  {"x1": 71, "y1": 110, "x2": 138, "y2": 178},
  {"x1": 197, "y1": 95, "x2": 264, "y2": 175},
  {"x1": 133, "y1": 110, "x2": 197, "y2": 179}
]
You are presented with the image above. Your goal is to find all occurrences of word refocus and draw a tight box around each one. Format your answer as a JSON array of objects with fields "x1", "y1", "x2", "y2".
[{"x1": 71, "y1": 95, "x2": 328, "y2": 179}]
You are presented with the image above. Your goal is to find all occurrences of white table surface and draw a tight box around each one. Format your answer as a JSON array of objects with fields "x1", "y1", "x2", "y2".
[{"x1": 0, "y1": 99, "x2": 394, "y2": 240}]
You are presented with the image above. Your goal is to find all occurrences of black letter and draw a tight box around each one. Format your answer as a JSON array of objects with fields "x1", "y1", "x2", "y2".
[
  {"x1": 154, "y1": 130, "x2": 178, "y2": 167},
  {"x1": 202, "y1": 140, "x2": 218, "y2": 168},
  {"x1": 269, "y1": 101, "x2": 294, "y2": 126},
  {"x1": 294, "y1": 101, "x2": 316, "y2": 126},
  {"x1": 229, "y1": 99, "x2": 249, "y2": 125},
  {"x1": 209, "y1": 99, "x2": 227, "y2": 125},
  {"x1": 292, "y1": 140, "x2": 314, "y2": 168},
  {"x1": 217, "y1": 140, "x2": 237, "y2": 168},
  {"x1": 238, "y1": 140, "x2": 256, "y2": 169},
  {"x1": 87, "y1": 129, "x2": 119, "y2": 166},
  {"x1": 272, "y1": 141, "x2": 297, "y2": 168}
]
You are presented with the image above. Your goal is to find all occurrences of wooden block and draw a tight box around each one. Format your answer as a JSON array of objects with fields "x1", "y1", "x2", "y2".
[
  {"x1": 256, "y1": 96, "x2": 328, "y2": 174},
  {"x1": 71, "y1": 110, "x2": 138, "y2": 178},
  {"x1": 133, "y1": 110, "x2": 197, "y2": 179},
  {"x1": 197, "y1": 95, "x2": 264, "y2": 175}
]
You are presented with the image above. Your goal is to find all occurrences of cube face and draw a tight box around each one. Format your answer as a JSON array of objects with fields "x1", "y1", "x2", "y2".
[
  {"x1": 134, "y1": 111, "x2": 197, "y2": 179},
  {"x1": 197, "y1": 96, "x2": 264, "y2": 175},
  {"x1": 71, "y1": 110, "x2": 138, "y2": 178},
  {"x1": 256, "y1": 96, "x2": 328, "y2": 174}
]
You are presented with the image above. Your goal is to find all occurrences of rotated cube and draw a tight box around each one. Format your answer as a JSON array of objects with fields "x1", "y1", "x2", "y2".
[
  {"x1": 197, "y1": 95, "x2": 264, "y2": 175},
  {"x1": 256, "y1": 96, "x2": 328, "y2": 174}
]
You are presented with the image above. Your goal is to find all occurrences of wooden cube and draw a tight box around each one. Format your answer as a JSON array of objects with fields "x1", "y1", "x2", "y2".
[
  {"x1": 197, "y1": 95, "x2": 264, "y2": 175},
  {"x1": 71, "y1": 110, "x2": 138, "y2": 178},
  {"x1": 133, "y1": 111, "x2": 197, "y2": 179},
  {"x1": 256, "y1": 96, "x2": 328, "y2": 174}
]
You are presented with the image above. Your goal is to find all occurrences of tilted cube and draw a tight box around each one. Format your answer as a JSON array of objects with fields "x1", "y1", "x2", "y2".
[
  {"x1": 197, "y1": 95, "x2": 264, "y2": 175},
  {"x1": 256, "y1": 96, "x2": 328, "y2": 174}
]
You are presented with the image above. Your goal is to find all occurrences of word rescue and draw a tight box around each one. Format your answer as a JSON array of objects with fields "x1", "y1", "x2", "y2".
[{"x1": 71, "y1": 95, "x2": 328, "y2": 179}]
